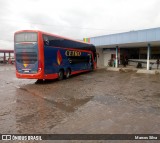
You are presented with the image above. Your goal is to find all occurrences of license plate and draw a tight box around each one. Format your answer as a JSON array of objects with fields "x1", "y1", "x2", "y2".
[{"x1": 24, "y1": 70, "x2": 29, "y2": 73}]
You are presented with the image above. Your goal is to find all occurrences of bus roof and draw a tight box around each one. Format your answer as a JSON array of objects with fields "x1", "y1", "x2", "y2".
[{"x1": 15, "y1": 30, "x2": 94, "y2": 47}]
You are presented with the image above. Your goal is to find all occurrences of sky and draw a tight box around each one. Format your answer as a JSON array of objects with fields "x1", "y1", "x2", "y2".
[{"x1": 0, "y1": 0, "x2": 160, "y2": 50}]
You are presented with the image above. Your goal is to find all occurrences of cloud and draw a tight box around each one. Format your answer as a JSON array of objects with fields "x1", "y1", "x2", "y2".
[{"x1": 0, "y1": 0, "x2": 160, "y2": 49}]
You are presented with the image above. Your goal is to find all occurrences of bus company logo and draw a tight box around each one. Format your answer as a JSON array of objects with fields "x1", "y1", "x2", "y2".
[
  {"x1": 57, "y1": 50, "x2": 62, "y2": 65},
  {"x1": 23, "y1": 63, "x2": 28, "y2": 68},
  {"x1": 65, "y1": 50, "x2": 81, "y2": 57}
]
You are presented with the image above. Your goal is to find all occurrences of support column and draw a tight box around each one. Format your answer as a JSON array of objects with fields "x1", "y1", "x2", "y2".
[
  {"x1": 139, "y1": 48, "x2": 141, "y2": 59},
  {"x1": 9, "y1": 52, "x2": 11, "y2": 59},
  {"x1": 3, "y1": 52, "x2": 6, "y2": 63},
  {"x1": 118, "y1": 47, "x2": 120, "y2": 65},
  {"x1": 116, "y1": 46, "x2": 118, "y2": 68},
  {"x1": 147, "y1": 44, "x2": 151, "y2": 70}
]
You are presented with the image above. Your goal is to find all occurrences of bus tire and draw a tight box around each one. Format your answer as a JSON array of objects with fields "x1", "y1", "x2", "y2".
[
  {"x1": 66, "y1": 68, "x2": 71, "y2": 79},
  {"x1": 36, "y1": 79, "x2": 44, "y2": 84},
  {"x1": 91, "y1": 64, "x2": 94, "y2": 71},
  {"x1": 58, "y1": 69, "x2": 64, "y2": 80}
]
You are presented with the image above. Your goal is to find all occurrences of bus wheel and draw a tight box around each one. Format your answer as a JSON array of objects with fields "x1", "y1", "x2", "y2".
[
  {"x1": 36, "y1": 79, "x2": 44, "y2": 84},
  {"x1": 66, "y1": 68, "x2": 71, "y2": 79},
  {"x1": 58, "y1": 70, "x2": 64, "y2": 80},
  {"x1": 91, "y1": 64, "x2": 94, "y2": 71}
]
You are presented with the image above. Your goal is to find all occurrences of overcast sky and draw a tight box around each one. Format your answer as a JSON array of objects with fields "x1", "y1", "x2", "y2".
[{"x1": 0, "y1": 0, "x2": 160, "y2": 49}]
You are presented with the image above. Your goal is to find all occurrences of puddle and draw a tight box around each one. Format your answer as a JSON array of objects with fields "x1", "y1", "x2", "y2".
[{"x1": 43, "y1": 96, "x2": 93, "y2": 112}]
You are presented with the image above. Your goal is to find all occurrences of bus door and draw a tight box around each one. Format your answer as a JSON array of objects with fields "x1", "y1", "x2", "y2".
[{"x1": 88, "y1": 54, "x2": 93, "y2": 69}]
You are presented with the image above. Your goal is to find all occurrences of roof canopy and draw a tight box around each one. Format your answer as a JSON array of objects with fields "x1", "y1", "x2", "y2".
[
  {"x1": 0, "y1": 49, "x2": 14, "y2": 53},
  {"x1": 90, "y1": 27, "x2": 160, "y2": 48}
]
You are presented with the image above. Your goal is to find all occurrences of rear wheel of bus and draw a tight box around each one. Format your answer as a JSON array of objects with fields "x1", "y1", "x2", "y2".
[
  {"x1": 66, "y1": 68, "x2": 71, "y2": 79},
  {"x1": 36, "y1": 79, "x2": 44, "y2": 84},
  {"x1": 58, "y1": 69, "x2": 64, "y2": 80}
]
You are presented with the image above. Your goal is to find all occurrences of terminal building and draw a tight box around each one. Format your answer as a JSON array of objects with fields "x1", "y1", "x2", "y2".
[{"x1": 85, "y1": 27, "x2": 160, "y2": 70}]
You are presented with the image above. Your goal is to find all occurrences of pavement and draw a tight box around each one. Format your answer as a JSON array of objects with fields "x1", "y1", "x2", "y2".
[
  {"x1": 0, "y1": 64, "x2": 15, "y2": 71},
  {"x1": 0, "y1": 65, "x2": 160, "y2": 143}
]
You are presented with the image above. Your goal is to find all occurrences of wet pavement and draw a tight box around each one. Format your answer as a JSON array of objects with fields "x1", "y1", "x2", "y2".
[{"x1": 0, "y1": 65, "x2": 160, "y2": 143}]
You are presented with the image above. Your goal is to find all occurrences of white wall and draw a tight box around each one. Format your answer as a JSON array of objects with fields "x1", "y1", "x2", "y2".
[
  {"x1": 96, "y1": 48, "x2": 116, "y2": 67},
  {"x1": 96, "y1": 48, "x2": 104, "y2": 68},
  {"x1": 103, "y1": 49, "x2": 116, "y2": 66}
]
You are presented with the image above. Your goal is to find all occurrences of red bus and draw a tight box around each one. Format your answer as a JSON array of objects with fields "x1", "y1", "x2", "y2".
[{"x1": 14, "y1": 30, "x2": 97, "y2": 81}]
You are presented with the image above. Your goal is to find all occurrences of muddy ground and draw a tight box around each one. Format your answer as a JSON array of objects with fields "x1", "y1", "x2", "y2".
[{"x1": 0, "y1": 65, "x2": 160, "y2": 143}]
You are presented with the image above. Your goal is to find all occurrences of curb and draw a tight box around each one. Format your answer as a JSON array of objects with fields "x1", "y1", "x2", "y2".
[
  {"x1": 136, "y1": 70, "x2": 160, "y2": 74},
  {"x1": 106, "y1": 67, "x2": 160, "y2": 75}
]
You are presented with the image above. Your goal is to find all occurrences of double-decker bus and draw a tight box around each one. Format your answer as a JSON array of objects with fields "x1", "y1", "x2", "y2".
[{"x1": 14, "y1": 30, "x2": 97, "y2": 81}]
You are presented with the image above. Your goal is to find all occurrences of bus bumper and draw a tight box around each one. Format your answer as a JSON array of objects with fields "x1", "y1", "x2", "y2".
[
  {"x1": 16, "y1": 71, "x2": 44, "y2": 79},
  {"x1": 16, "y1": 71, "x2": 59, "y2": 80}
]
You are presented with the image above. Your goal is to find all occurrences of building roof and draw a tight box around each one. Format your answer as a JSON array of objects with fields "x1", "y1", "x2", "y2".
[{"x1": 90, "y1": 27, "x2": 160, "y2": 48}]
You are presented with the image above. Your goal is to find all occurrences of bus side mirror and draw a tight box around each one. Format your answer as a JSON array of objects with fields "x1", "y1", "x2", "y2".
[{"x1": 44, "y1": 39, "x2": 49, "y2": 45}]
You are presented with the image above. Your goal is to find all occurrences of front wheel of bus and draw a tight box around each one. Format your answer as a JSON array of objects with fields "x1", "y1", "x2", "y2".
[
  {"x1": 58, "y1": 70, "x2": 64, "y2": 80},
  {"x1": 90, "y1": 64, "x2": 94, "y2": 71}
]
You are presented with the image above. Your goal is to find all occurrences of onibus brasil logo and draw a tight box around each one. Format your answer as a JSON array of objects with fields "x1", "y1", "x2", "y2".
[{"x1": 1, "y1": 135, "x2": 42, "y2": 141}]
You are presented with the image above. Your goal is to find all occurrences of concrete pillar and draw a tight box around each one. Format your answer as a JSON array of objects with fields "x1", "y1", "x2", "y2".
[
  {"x1": 9, "y1": 52, "x2": 11, "y2": 59},
  {"x1": 147, "y1": 44, "x2": 151, "y2": 70},
  {"x1": 118, "y1": 47, "x2": 120, "y2": 64},
  {"x1": 116, "y1": 46, "x2": 118, "y2": 68},
  {"x1": 3, "y1": 52, "x2": 6, "y2": 63},
  {"x1": 139, "y1": 48, "x2": 141, "y2": 59}
]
